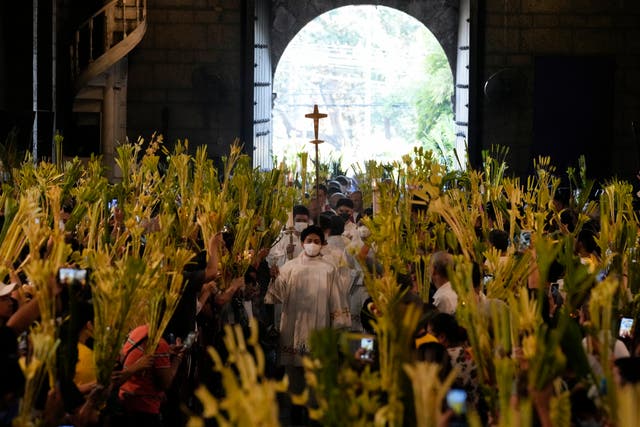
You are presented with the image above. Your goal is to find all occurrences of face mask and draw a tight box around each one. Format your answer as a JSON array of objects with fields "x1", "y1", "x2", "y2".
[
  {"x1": 303, "y1": 243, "x2": 322, "y2": 257},
  {"x1": 339, "y1": 213, "x2": 351, "y2": 221},
  {"x1": 358, "y1": 226, "x2": 371, "y2": 240},
  {"x1": 294, "y1": 222, "x2": 308, "y2": 233}
]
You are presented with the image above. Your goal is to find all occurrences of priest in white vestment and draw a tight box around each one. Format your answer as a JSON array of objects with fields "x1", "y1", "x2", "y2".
[{"x1": 265, "y1": 225, "x2": 352, "y2": 368}]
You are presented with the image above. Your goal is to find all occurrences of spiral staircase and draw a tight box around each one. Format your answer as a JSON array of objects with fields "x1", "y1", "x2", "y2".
[{"x1": 70, "y1": 0, "x2": 147, "y2": 179}]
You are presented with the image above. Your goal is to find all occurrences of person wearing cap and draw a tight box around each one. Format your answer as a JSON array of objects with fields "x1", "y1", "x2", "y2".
[
  {"x1": 328, "y1": 192, "x2": 345, "y2": 212},
  {"x1": 0, "y1": 282, "x2": 18, "y2": 327}
]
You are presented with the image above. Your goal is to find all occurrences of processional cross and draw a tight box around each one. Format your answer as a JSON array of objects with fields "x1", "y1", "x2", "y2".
[{"x1": 305, "y1": 104, "x2": 327, "y2": 203}]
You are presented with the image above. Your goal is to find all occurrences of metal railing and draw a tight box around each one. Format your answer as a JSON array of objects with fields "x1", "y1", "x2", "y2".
[{"x1": 71, "y1": 0, "x2": 147, "y2": 79}]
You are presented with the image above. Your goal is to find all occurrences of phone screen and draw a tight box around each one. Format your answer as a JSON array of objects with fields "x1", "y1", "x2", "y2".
[
  {"x1": 619, "y1": 317, "x2": 634, "y2": 339},
  {"x1": 360, "y1": 337, "x2": 374, "y2": 361},
  {"x1": 446, "y1": 389, "x2": 467, "y2": 415},
  {"x1": 58, "y1": 268, "x2": 88, "y2": 285}
]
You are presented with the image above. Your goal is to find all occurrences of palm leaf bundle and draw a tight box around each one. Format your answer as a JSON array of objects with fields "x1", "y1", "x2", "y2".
[
  {"x1": 189, "y1": 319, "x2": 287, "y2": 427},
  {"x1": 586, "y1": 276, "x2": 619, "y2": 418},
  {"x1": 14, "y1": 324, "x2": 60, "y2": 427},
  {"x1": 358, "y1": 165, "x2": 425, "y2": 426},
  {"x1": 67, "y1": 156, "x2": 109, "y2": 235},
  {"x1": 142, "y1": 227, "x2": 194, "y2": 354},
  {"x1": 197, "y1": 141, "x2": 242, "y2": 251},
  {"x1": 88, "y1": 251, "x2": 148, "y2": 386},
  {"x1": 0, "y1": 188, "x2": 39, "y2": 278},
  {"x1": 165, "y1": 142, "x2": 200, "y2": 243},
  {"x1": 617, "y1": 382, "x2": 640, "y2": 427},
  {"x1": 404, "y1": 362, "x2": 460, "y2": 427}
]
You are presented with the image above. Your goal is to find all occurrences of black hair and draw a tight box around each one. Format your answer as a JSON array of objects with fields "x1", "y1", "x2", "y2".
[
  {"x1": 300, "y1": 225, "x2": 326, "y2": 245},
  {"x1": 329, "y1": 215, "x2": 345, "y2": 236},
  {"x1": 472, "y1": 262, "x2": 482, "y2": 290},
  {"x1": 336, "y1": 198, "x2": 354, "y2": 209},
  {"x1": 396, "y1": 272, "x2": 413, "y2": 291},
  {"x1": 293, "y1": 204, "x2": 310, "y2": 217},
  {"x1": 317, "y1": 214, "x2": 332, "y2": 232},
  {"x1": 429, "y1": 313, "x2": 467, "y2": 345},
  {"x1": 577, "y1": 227, "x2": 599, "y2": 255},
  {"x1": 548, "y1": 260, "x2": 565, "y2": 283},
  {"x1": 489, "y1": 229, "x2": 509, "y2": 252},
  {"x1": 615, "y1": 357, "x2": 640, "y2": 384},
  {"x1": 554, "y1": 187, "x2": 571, "y2": 207}
]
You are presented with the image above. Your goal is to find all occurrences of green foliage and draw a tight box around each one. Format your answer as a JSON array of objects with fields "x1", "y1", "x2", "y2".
[
  {"x1": 414, "y1": 50, "x2": 455, "y2": 163},
  {"x1": 273, "y1": 5, "x2": 456, "y2": 170}
]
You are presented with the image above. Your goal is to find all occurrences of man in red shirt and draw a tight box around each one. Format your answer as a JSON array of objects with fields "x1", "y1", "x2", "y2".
[{"x1": 117, "y1": 324, "x2": 184, "y2": 426}]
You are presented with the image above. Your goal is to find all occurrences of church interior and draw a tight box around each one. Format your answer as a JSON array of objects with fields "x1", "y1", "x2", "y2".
[{"x1": 0, "y1": 0, "x2": 639, "y2": 182}]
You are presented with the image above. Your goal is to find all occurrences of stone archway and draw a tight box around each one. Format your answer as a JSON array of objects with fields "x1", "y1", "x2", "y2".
[{"x1": 270, "y1": 1, "x2": 459, "y2": 75}]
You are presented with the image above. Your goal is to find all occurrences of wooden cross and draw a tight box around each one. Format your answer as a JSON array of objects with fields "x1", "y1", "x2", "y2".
[
  {"x1": 305, "y1": 104, "x2": 327, "y2": 141},
  {"x1": 305, "y1": 104, "x2": 327, "y2": 203}
]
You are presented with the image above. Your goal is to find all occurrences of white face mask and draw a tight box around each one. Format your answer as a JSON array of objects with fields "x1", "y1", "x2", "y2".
[
  {"x1": 294, "y1": 222, "x2": 308, "y2": 233},
  {"x1": 303, "y1": 243, "x2": 322, "y2": 257},
  {"x1": 358, "y1": 225, "x2": 371, "y2": 240}
]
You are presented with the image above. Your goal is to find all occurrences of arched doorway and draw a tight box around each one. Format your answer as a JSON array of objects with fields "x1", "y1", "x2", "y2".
[
  {"x1": 272, "y1": 5, "x2": 455, "y2": 169},
  {"x1": 252, "y1": 0, "x2": 470, "y2": 170}
]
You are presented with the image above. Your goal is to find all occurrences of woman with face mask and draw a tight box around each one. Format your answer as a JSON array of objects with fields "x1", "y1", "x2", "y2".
[{"x1": 264, "y1": 225, "x2": 351, "y2": 425}]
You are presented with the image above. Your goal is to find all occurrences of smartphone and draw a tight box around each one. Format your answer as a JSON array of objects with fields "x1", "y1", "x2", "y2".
[
  {"x1": 446, "y1": 389, "x2": 467, "y2": 415},
  {"x1": 619, "y1": 317, "x2": 634, "y2": 339},
  {"x1": 58, "y1": 268, "x2": 89, "y2": 286},
  {"x1": 360, "y1": 337, "x2": 375, "y2": 361}
]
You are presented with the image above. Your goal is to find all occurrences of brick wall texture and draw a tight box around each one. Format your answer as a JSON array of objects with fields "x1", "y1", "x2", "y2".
[
  {"x1": 125, "y1": 0, "x2": 640, "y2": 179},
  {"x1": 482, "y1": 0, "x2": 640, "y2": 180},
  {"x1": 127, "y1": 0, "x2": 245, "y2": 158}
]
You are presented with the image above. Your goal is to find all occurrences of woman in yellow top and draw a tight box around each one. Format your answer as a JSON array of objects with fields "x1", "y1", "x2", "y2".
[{"x1": 74, "y1": 306, "x2": 97, "y2": 394}]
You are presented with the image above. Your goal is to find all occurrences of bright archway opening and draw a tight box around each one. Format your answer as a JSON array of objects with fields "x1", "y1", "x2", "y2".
[{"x1": 272, "y1": 5, "x2": 456, "y2": 172}]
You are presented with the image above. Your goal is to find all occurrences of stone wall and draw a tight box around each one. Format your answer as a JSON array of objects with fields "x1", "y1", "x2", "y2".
[
  {"x1": 481, "y1": 0, "x2": 640, "y2": 181},
  {"x1": 271, "y1": 0, "x2": 459, "y2": 75},
  {"x1": 127, "y1": 0, "x2": 459, "y2": 159},
  {"x1": 125, "y1": 0, "x2": 640, "y2": 180},
  {"x1": 127, "y1": 0, "x2": 249, "y2": 157}
]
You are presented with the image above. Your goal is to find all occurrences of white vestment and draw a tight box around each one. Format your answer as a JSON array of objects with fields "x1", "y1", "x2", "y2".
[
  {"x1": 266, "y1": 230, "x2": 303, "y2": 268},
  {"x1": 433, "y1": 281, "x2": 458, "y2": 315},
  {"x1": 264, "y1": 253, "x2": 351, "y2": 366}
]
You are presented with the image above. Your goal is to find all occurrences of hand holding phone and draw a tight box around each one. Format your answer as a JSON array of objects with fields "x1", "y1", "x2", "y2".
[
  {"x1": 359, "y1": 337, "x2": 375, "y2": 361},
  {"x1": 446, "y1": 389, "x2": 467, "y2": 415},
  {"x1": 619, "y1": 317, "x2": 635, "y2": 339}
]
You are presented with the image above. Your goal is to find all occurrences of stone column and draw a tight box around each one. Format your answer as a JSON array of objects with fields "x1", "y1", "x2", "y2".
[{"x1": 102, "y1": 64, "x2": 115, "y2": 181}]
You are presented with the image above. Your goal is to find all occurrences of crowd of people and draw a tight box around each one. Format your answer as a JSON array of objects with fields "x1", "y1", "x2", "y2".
[{"x1": 1, "y1": 158, "x2": 640, "y2": 427}]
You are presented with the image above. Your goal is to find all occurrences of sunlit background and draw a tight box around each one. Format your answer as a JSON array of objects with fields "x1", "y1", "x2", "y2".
[{"x1": 272, "y1": 5, "x2": 455, "y2": 174}]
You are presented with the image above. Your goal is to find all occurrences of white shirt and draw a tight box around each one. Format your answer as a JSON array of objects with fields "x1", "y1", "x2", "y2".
[
  {"x1": 433, "y1": 281, "x2": 458, "y2": 314},
  {"x1": 266, "y1": 230, "x2": 303, "y2": 268},
  {"x1": 264, "y1": 253, "x2": 351, "y2": 366}
]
